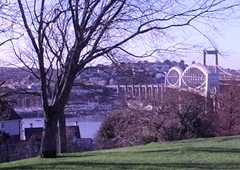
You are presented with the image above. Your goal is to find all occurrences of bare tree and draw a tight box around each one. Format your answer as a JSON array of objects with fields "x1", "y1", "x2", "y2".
[
  {"x1": 216, "y1": 82, "x2": 240, "y2": 135},
  {"x1": 0, "y1": 1, "x2": 20, "y2": 47},
  {"x1": 15, "y1": 0, "x2": 240, "y2": 157}
]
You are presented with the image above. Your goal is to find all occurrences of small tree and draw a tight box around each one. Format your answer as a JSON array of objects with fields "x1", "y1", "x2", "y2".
[
  {"x1": 216, "y1": 83, "x2": 240, "y2": 135},
  {"x1": 160, "y1": 89, "x2": 216, "y2": 140}
]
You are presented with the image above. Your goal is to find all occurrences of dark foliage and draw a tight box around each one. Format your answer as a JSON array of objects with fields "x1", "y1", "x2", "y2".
[
  {"x1": 0, "y1": 131, "x2": 10, "y2": 144},
  {"x1": 96, "y1": 89, "x2": 217, "y2": 149},
  {"x1": 96, "y1": 108, "x2": 164, "y2": 149}
]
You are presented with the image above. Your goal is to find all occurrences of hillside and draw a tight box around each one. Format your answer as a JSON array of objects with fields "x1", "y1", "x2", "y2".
[{"x1": 1, "y1": 136, "x2": 240, "y2": 170}]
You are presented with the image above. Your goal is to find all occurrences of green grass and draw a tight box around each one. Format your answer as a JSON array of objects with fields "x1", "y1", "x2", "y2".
[{"x1": 2, "y1": 136, "x2": 240, "y2": 170}]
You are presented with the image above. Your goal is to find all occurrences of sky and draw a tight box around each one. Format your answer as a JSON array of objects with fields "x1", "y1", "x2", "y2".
[
  {"x1": 85, "y1": 11, "x2": 240, "y2": 70},
  {"x1": 131, "y1": 12, "x2": 240, "y2": 70},
  {"x1": 183, "y1": 19, "x2": 240, "y2": 69},
  {"x1": 1, "y1": 0, "x2": 240, "y2": 70}
]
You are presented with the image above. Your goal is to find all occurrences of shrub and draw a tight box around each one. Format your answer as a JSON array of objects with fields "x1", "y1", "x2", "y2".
[
  {"x1": 96, "y1": 108, "x2": 165, "y2": 149},
  {"x1": 96, "y1": 90, "x2": 217, "y2": 149}
]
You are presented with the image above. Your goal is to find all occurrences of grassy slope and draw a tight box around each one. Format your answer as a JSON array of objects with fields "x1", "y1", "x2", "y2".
[{"x1": 1, "y1": 136, "x2": 240, "y2": 170}]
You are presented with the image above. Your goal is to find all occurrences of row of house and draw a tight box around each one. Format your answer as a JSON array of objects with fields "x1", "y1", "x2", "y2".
[{"x1": 0, "y1": 106, "x2": 101, "y2": 142}]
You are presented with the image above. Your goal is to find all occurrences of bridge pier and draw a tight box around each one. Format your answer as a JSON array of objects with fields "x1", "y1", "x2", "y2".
[{"x1": 107, "y1": 84, "x2": 166, "y2": 105}]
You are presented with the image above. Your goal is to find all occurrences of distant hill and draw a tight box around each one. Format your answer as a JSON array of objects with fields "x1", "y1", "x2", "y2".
[{"x1": 0, "y1": 67, "x2": 31, "y2": 81}]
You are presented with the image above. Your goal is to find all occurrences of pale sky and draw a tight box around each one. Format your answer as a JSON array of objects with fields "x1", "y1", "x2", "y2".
[
  {"x1": 133, "y1": 17, "x2": 240, "y2": 70},
  {"x1": 1, "y1": 1, "x2": 240, "y2": 70},
  {"x1": 183, "y1": 19, "x2": 240, "y2": 69},
  {"x1": 92, "y1": 12, "x2": 240, "y2": 70}
]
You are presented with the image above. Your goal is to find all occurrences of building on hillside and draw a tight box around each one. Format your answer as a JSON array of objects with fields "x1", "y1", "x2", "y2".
[{"x1": 11, "y1": 82, "x2": 120, "y2": 119}]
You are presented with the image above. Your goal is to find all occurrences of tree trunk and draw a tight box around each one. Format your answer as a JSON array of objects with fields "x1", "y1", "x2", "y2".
[
  {"x1": 59, "y1": 111, "x2": 67, "y2": 153},
  {"x1": 41, "y1": 110, "x2": 59, "y2": 158}
]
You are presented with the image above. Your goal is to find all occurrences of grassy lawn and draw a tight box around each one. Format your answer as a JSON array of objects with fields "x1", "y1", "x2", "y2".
[{"x1": 1, "y1": 136, "x2": 240, "y2": 170}]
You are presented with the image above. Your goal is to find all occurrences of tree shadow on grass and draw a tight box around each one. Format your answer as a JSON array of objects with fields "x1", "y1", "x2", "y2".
[
  {"x1": 134, "y1": 148, "x2": 179, "y2": 154},
  {"x1": 57, "y1": 153, "x2": 98, "y2": 158},
  {"x1": 172, "y1": 138, "x2": 215, "y2": 145},
  {"x1": 186, "y1": 147, "x2": 240, "y2": 154},
  {"x1": 115, "y1": 147, "x2": 240, "y2": 155},
  {"x1": 2, "y1": 161, "x2": 240, "y2": 170},
  {"x1": 216, "y1": 136, "x2": 240, "y2": 143}
]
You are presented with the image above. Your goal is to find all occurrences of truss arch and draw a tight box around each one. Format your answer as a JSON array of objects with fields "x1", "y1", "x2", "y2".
[
  {"x1": 166, "y1": 66, "x2": 183, "y2": 88},
  {"x1": 181, "y1": 64, "x2": 209, "y2": 96}
]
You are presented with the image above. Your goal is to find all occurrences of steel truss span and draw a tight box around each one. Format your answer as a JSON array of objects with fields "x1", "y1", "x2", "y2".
[{"x1": 166, "y1": 64, "x2": 215, "y2": 96}]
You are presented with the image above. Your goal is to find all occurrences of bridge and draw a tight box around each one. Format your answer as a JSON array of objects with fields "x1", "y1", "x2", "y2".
[
  {"x1": 107, "y1": 50, "x2": 240, "y2": 104},
  {"x1": 165, "y1": 63, "x2": 240, "y2": 97},
  {"x1": 166, "y1": 50, "x2": 240, "y2": 97}
]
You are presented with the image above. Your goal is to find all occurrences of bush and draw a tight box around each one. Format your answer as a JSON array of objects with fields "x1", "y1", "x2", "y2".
[
  {"x1": 96, "y1": 108, "x2": 164, "y2": 149},
  {"x1": 96, "y1": 91, "x2": 217, "y2": 149},
  {"x1": 161, "y1": 107, "x2": 215, "y2": 141}
]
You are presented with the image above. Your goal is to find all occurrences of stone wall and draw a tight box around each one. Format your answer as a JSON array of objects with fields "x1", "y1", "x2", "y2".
[
  {"x1": 0, "y1": 141, "x2": 40, "y2": 163},
  {"x1": 67, "y1": 138, "x2": 95, "y2": 152},
  {"x1": 0, "y1": 138, "x2": 95, "y2": 163}
]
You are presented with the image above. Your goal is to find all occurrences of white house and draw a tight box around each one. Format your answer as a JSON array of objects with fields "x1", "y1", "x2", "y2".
[{"x1": 20, "y1": 116, "x2": 102, "y2": 140}]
